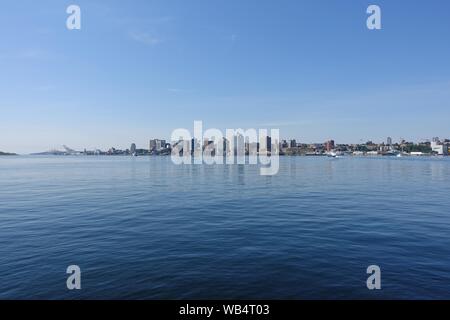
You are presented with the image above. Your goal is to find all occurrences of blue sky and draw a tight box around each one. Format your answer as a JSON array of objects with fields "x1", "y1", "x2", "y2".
[{"x1": 1, "y1": 0, "x2": 450, "y2": 153}]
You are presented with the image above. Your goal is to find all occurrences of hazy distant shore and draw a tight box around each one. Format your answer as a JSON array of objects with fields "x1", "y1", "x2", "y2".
[
  {"x1": 8, "y1": 153, "x2": 450, "y2": 158},
  {"x1": 0, "y1": 151, "x2": 17, "y2": 156}
]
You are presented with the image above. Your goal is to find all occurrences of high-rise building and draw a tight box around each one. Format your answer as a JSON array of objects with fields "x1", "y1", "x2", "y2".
[
  {"x1": 130, "y1": 143, "x2": 137, "y2": 154},
  {"x1": 149, "y1": 139, "x2": 165, "y2": 151},
  {"x1": 325, "y1": 140, "x2": 335, "y2": 152},
  {"x1": 290, "y1": 139, "x2": 297, "y2": 148},
  {"x1": 235, "y1": 134, "x2": 245, "y2": 156},
  {"x1": 149, "y1": 140, "x2": 156, "y2": 151},
  {"x1": 387, "y1": 137, "x2": 392, "y2": 146},
  {"x1": 223, "y1": 137, "x2": 229, "y2": 156}
]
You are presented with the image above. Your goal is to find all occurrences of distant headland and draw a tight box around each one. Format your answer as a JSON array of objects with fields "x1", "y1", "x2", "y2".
[{"x1": 0, "y1": 151, "x2": 17, "y2": 156}]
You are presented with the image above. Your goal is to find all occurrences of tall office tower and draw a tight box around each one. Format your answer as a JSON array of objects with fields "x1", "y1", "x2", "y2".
[
  {"x1": 149, "y1": 139, "x2": 156, "y2": 151},
  {"x1": 223, "y1": 137, "x2": 229, "y2": 156},
  {"x1": 150, "y1": 139, "x2": 165, "y2": 151},
  {"x1": 325, "y1": 140, "x2": 335, "y2": 152},
  {"x1": 234, "y1": 134, "x2": 245, "y2": 156},
  {"x1": 290, "y1": 139, "x2": 297, "y2": 148}
]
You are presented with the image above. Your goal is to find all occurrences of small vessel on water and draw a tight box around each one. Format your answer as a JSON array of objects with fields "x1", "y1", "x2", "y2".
[
  {"x1": 327, "y1": 152, "x2": 337, "y2": 158},
  {"x1": 327, "y1": 151, "x2": 343, "y2": 158}
]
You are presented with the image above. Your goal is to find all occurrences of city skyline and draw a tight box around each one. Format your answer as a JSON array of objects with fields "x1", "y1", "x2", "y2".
[
  {"x1": 2, "y1": 129, "x2": 449, "y2": 154},
  {"x1": 7, "y1": 135, "x2": 447, "y2": 156},
  {"x1": 2, "y1": 0, "x2": 450, "y2": 153}
]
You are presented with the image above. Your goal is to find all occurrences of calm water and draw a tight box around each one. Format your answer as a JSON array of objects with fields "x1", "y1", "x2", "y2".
[{"x1": 1, "y1": 156, "x2": 450, "y2": 299}]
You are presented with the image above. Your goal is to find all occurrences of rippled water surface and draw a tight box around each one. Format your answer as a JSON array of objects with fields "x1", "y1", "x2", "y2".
[{"x1": 1, "y1": 156, "x2": 449, "y2": 299}]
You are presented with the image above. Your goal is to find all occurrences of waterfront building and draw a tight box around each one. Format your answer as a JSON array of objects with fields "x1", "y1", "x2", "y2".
[
  {"x1": 130, "y1": 143, "x2": 137, "y2": 154},
  {"x1": 267, "y1": 136, "x2": 272, "y2": 153},
  {"x1": 387, "y1": 137, "x2": 392, "y2": 146},
  {"x1": 223, "y1": 138, "x2": 230, "y2": 155},
  {"x1": 431, "y1": 139, "x2": 448, "y2": 155},
  {"x1": 290, "y1": 139, "x2": 297, "y2": 148},
  {"x1": 149, "y1": 140, "x2": 156, "y2": 151},
  {"x1": 149, "y1": 139, "x2": 165, "y2": 152},
  {"x1": 325, "y1": 140, "x2": 335, "y2": 152},
  {"x1": 248, "y1": 142, "x2": 258, "y2": 155},
  {"x1": 235, "y1": 134, "x2": 245, "y2": 156}
]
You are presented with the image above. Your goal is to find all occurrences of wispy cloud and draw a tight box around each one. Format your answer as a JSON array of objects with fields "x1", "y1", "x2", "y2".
[
  {"x1": 115, "y1": 16, "x2": 174, "y2": 26},
  {"x1": 129, "y1": 31, "x2": 161, "y2": 46},
  {"x1": 120, "y1": 15, "x2": 173, "y2": 47}
]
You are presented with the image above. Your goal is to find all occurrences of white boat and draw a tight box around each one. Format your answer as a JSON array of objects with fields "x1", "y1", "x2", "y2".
[{"x1": 327, "y1": 152, "x2": 338, "y2": 158}]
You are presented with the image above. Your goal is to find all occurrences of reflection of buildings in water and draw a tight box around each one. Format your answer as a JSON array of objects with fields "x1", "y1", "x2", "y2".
[
  {"x1": 238, "y1": 164, "x2": 245, "y2": 185},
  {"x1": 430, "y1": 160, "x2": 447, "y2": 181},
  {"x1": 324, "y1": 158, "x2": 336, "y2": 179}
]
